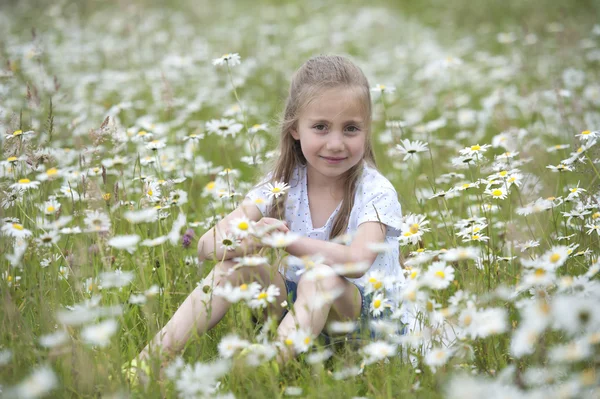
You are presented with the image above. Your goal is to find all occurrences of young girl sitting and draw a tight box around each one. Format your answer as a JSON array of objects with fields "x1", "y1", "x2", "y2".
[{"x1": 129, "y1": 54, "x2": 404, "y2": 382}]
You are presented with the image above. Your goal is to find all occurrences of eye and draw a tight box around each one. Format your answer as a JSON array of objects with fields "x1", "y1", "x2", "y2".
[
  {"x1": 313, "y1": 124, "x2": 328, "y2": 131},
  {"x1": 345, "y1": 125, "x2": 360, "y2": 134}
]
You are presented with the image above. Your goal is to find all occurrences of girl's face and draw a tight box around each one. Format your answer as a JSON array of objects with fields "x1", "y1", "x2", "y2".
[{"x1": 291, "y1": 86, "x2": 368, "y2": 185}]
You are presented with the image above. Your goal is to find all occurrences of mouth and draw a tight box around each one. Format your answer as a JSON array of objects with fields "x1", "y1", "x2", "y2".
[{"x1": 320, "y1": 156, "x2": 347, "y2": 161}]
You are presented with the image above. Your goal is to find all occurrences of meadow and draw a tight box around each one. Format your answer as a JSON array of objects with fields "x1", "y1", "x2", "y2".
[{"x1": 1, "y1": 0, "x2": 599, "y2": 397}]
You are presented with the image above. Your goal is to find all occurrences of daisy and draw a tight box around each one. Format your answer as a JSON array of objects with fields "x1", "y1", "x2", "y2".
[
  {"x1": 169, "y1": 189, "x2": 188, "y2": 205},
  {"x1": 576, "y1": 130, "x2": 599, "y2": 141},
  {"x1": 283, "y1": 329, "x2": 314, "y2": 354},
  {"x1": 424, "y1": 347, "x2": 453, "y2": 372},
  {"x1": 261, "y1": 231, "x2": 299, "y2": 248},
  {"x1": 399, "y1": 213, "x2": 430, "y2": 245},
  {"x1": 233, "y1": 255, "x2": 269, "y2": 268},
  {"x1": 459, "y1": 143, "x2": 491, "y2": 157},
  {"x1": 99, "y1": 270, "x2": 135, "y2": 288},
  {"x1": 516, "y1": 240, "x2": 540, "y2": 252},
  {"x1": 81, "y1": 319, "x2": 118, "y2": 347},
  {"x1": 38, "y1": 199, "x2": 61, "y2": 215},
  {"x1": 2, "y1": 220, "x2": 33, "y2": 239},
  {"x1": 124, "y1": 208, "x2": 158, "y2": 223},
  {"x1": 59, "y1": 185, "x2": 80, "y2": 201},
  {"x1": 5, "y1": 129, "x2": 34, "y2": 140},
  {"x1": 10, "y1": 178, "x2": 40, "y2": 191},
  {"x1": 182, "y1": 132, "x2": 204, "y2": 141},
  {"x1": 484, "y1": 186, "x2": 508, "y2": 200},
  {"x1": 84, "y1": 210, "x2": 111, "y2": 233},
  {"x1": 13, "y1": 365, "x2": 58, "y2": 399},
  {"x1": 141, "y1": 236, "x2": 168, "y2": 247},
  {"x1": 566, "y1": 181, "x2": 586, "y2": 201},
  {"x1": 262, "y1": 181, "x2": 290, "y2": 199},
  {"x1": 212, "y1": 53, "x2": 241, "y2": 67},
  {"x1": 455, "y1": 181, "x2": 480, "y2": 191},
  {"x1": 248, "y1": 123, "x2": 268, "y2": 134},
  {"x1": 144, "y1": 180, "x2": 161, "y2": 202},
  {"x1": 219, "y1": 232, "x2": 241, "y2": 251},
  {"x1": 363, "y1": 270, "x2": 386, "y2": 295},
  {"x1": 585, "y1": 223, "x2": 600, "y2": 236},
  {"x1": 213, "y1": 281, "x2": 260, "y2": 303},
  {"x1": 35, "y1": 231, "x2": 60, "y2": 247},
  {"x1": 248, "y1": 284, "x2": 280, "y2": 309},
  {"x1": 145, "y1": 139, "x2": 166, "y2": 151},
  {"x1": 542, "y1": 245, "x2": 570, "y2": 268},
  {"x1": 206, "y1": 119, "x2": 243, "y2": 138},
  {"x1": 370, "y1": 292, "x2": 389, "y2": 317},
  {"x1": 546, "y1": 163, "x2": 573, "y2": 172},
  {"x1": 361, "y1": 341, "x2": 397, "y2": 365},
  {"x1": 395, "y1": 139, "x2": 429, "y2": 161},
  {"x1": 440, "y1": 246, "x2": 480, "y2": 262},
  {"x1": 422, "y1": 261, "x2": 455, "y2": 289},
  {"x1": 370, "y1": 84, "x2": 396, "y2": 94},
  {"x1": 218, "y1": 334, "x2": 250, "y2": 358},
  {"x1": 36, "y1": 167, "x2": 62, "y2": 181},
  {"x1": 428, "y1": 187, "x2": 456, "y2": 199},
  {"x1": 229, "y1": 216, "x2": 254, "y2": 238}
]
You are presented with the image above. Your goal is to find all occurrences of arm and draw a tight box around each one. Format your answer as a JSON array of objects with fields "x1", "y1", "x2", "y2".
[{"x1": 285, "y1": 221, "x2": 387, "y2": 279}]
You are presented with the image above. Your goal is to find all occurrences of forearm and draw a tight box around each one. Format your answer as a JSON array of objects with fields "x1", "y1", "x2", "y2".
[
  {"x1": 285, "y1": 236, "x2": 370, "y2": 278},
  {"x1": 197, "y1": 230, "x2": 260, "y2": 263}
]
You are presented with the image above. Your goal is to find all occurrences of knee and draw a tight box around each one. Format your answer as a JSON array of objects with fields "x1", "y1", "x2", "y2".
[{"x1": 297, "y1": 266, "x2": 346, "y2": 296}]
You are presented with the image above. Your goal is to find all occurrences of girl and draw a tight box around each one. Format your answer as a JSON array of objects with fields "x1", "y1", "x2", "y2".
[{"x1": 128, "y1": 54, "x2": 404, "y2": 382}]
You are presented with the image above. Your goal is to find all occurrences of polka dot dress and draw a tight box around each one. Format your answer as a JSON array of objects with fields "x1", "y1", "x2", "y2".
[{"x1": 244, "y1": 162, "x2": 404, "y2": 293}]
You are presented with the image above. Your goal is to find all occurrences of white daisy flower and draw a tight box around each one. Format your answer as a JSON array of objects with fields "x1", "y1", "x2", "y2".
[
  {"x1": 370, "y1": 84, "x2": 396, "y2": 94},
  {"x1": 1, "y1": 222, "x2": 33, "y2": 239},
  {"x1": 108, "y1": 235, "x2": 140, "y2": 253},
  {"x1": 229, "y1": 216, "x2": 254, "y2": 238},
  {"x1": 248, "y1": 284, "x2": 280, "y2": 309},
  {"x1": 218, "y1": 334, "x2": 250, "y2": 358},
  {"x1": 422, "y1": 261, "x2": 455, "y2": 290},
  {"x1": 10, "y1": 178, "x2": 41, "y2": 192},
  {"x1": 262, "y1": 181, "x2": 290, "y2": 199},
  {"x1": 261, "y1": 231, "x2": 299, "y2": 248},
  {"x1": 39, "y1": 330, "x2": 69, "y2": 348},
  {"x1": 283, "y1": 329, "x2": 314, "y2": 354},
  {"x1": 395, "y1": 139, "x2": 429, "y2": 161},
  {"x1": 212, "y1": 52, "x2": 241, "y2": 67},
  {"x1": 362, "y1": 341, "x2": 397, "y2": 365},
  {"x1": 484, "y1": 186, "x2": 508, "y2": 200},
  {"x1": 81, "y1": 319, "x2": 118, "y2": 347},
  {"x1": 213, "y1": 281, "x2": 261, "y2": 303},
  {"x1": 370, "y1": 292, "x2": 389, "y2": 317}
]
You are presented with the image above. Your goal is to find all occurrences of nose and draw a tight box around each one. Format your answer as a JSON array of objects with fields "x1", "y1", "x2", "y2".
[{"x1": 326, "y1": 131, "x2": 345, "y2": 151}]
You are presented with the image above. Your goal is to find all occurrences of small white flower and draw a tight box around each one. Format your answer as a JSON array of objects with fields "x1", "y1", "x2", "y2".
[
  {"x1": 81, "y1": 319, "x2": 118, "y2": 347},
  {"x1": 212, "y1": 53, "x2": 241, "y2": 67},
  {"x1": 108, "y1": 235, "x2": 140, "y2": 253},
  {"x1": 248, "y1": 284, "x2": 280, "y2": 309},
  {"x1": 262, "y1": 181, "x2": 290, "y2": 199},
  {"x1": 261, "y1": 231, "x2": 299, "y2": 248}
]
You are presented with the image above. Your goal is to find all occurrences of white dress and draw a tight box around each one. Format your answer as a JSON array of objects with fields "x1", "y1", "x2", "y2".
[{"x1": 244, "y1": 161, "x2": 404, "y2": 294}]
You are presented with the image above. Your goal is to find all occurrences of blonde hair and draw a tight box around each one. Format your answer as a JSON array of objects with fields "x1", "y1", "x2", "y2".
[{"x1": 265, "y1": 54, "x2": 377, "y2": 240}]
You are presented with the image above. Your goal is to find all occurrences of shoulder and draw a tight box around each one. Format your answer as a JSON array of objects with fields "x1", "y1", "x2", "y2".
[{"x1": 358, "y1": 163, "x2": 398, "y2": 196}]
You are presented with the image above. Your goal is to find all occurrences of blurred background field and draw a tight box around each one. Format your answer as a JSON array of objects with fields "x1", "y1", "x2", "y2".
[{"x1": 1, "y1": 0, "x2": 599, "y2": 398}]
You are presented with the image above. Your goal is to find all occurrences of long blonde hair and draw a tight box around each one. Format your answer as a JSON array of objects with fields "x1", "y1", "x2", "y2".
[{"x1": 264, "y1": 55, "x2": 376, "y2": 240}]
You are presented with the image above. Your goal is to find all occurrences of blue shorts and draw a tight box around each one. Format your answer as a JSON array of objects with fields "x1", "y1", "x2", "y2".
[{"x1": 281, "y1": 279, "x2": 393, "y2": 343}]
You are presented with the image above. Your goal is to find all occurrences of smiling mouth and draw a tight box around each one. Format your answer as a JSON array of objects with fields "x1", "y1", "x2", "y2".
[{"x1": 321, "y1": 156, "x2": 347, "y2": 161}]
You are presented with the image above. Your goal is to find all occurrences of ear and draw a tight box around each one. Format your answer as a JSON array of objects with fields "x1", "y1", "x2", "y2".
[{"x1": 290, "y1": 128, "x2": 300, "y2": 141}]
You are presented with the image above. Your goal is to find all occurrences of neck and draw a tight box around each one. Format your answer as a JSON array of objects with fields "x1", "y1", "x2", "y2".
[{"x1": 305, "y1": 166, "x2": 345, "y2": 200}]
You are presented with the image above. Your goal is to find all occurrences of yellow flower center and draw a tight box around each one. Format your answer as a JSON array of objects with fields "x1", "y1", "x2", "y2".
[
  {"x1": 138, "y1": 131, "x2": 147, "y2": 136},
  {"x1": 435, "y1": 271, "x2": 445, "y2": 279},
  {"x1": 403, "y1": 231, "x2": 413, "y2": 237},
  {"x1": 409, "y1": 224, "x2": 419, "y2": 234},
  {"x1": 463, "y1": 315, "x2": 472, "y2": 326},
  {"x1": 535, "y1": 269, "x2": 546, "y2": 276},
  {"x1": 416, "y1": 248, "x2": 425, "y2": 253},
  {"x1": 373, "y1": 299, "x2": 382, "y2": 308},
  {"x1": 240, "y1": 284, "x2": 248, "y2": 291},
  {"x1": 238, "y1": 222, "x2": 249, "y2": 231},
  {"x1": 550, "y1": 253, "x2": 561, "y2": 263},
  {"x1": 471, "y1": 145, "x2": 481, "y2": 151},
  {"x1": 462, "y1": 183, "x2": 470, "y2": 188},
  {"x1": 272, "y1": 187, "x2": 281, "y2": 193},
  {"x1": 47, "y1": 206, "x2": 55, "y2": 212},
  {"x1": 18, "y1": 178, "x2": 30, "y2": 184},
  {"x1": 147, "y1": 189, "x2": 153, "y2": 196},
  {"x1": 13, "y1": 130, "x2": 23, "y2": 136},
  {"x1": 499, "y1": 170, "x2": 508, "y2": 177},
  {"x1": 473, "y1": 227, "x2": 481, "y2": 233},
  {"x1": 581, "y1": 130, "x2": 590, "y2": 135},
  {"x1": 492, "y1": 189, "x2": 503, "y2": 197},
  {"x1": 7, "y1": 156, "x2": 17, "y2": 162},
  {"x1": 46, "y1": 168, "x2": 58, "y2": 176},
  {"x1": 7, "y1": 275, "x2": 13, "y2": 282},
  {"x1": 472, "y1": 235, "x2": 480, "y2": 240},
  {"x1": 570, "y1": 188, "x2": 577, "y2": 193},
  {"x1": 407, "y1": 291, "x2": 416, "y2": 301},
  {"x1": 12, "y1": 223, "x2": 24, "y2": 230},
  {"x1": 410, "y1": 271, "x2": 418, "y2": 279},
  {"x1": 303, "y1": 337, "x2": 311, "y2": 345},
  {"x1": 592, "y1": 212, "x2": 600, "y2": 219},
  {"x1": 205, "y1": 181, "x2": 215, "y2": 190},
  {"x1": 285, "y1": 338, "x2": 293, "y2": 346},
  {"x1": 258, "y1": 292, "x2": 268, "y2": 300}
]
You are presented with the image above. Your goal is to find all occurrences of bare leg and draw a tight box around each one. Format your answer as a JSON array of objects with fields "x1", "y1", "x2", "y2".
[
  {"x1": 276, "y1": 265, "x2": 362, "y2": 362},
  {"x1": 138, "y1": 259, "x2": 287, "y2": 363}
]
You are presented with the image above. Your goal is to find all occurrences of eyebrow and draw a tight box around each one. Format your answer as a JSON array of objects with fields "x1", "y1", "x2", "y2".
[{"x1": 307, "y1": 118, "x2": 365, "y2": 125}]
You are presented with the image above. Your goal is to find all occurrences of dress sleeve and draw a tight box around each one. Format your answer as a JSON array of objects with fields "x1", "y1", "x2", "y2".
[
  {"x1": 243, "y1": 173, "x2": 273, "y2": 216},
  {"x1": 356, "y1": 186, "x2": 403, "y2": 238}
]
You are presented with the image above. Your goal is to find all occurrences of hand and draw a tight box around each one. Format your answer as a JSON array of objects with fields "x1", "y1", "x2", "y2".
[{"x1": 253, "y1": 217, "x2": 289, "y2": 237}]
